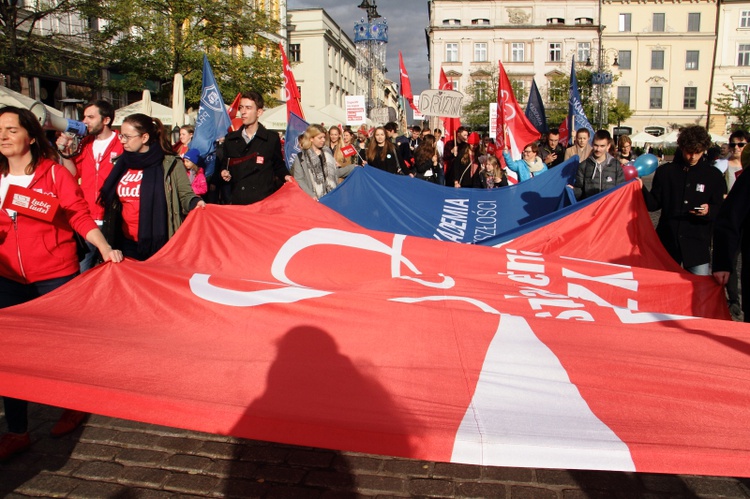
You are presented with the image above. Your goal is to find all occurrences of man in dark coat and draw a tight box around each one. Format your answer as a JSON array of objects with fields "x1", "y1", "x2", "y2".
[
  {"x1": 642, "y1": 125, "x2": 726, "y2": 274},
  {"x1": 538, "y1": 128, "x2": 565, "y2": 168},
  {"x1": 218, "y1": 91, "x2": 291, "y2": 205}
]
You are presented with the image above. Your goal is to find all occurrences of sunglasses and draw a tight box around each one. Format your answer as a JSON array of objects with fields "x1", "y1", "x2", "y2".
[{"x1": 729, "y1": 142, "x2": 747, "y2": 148}]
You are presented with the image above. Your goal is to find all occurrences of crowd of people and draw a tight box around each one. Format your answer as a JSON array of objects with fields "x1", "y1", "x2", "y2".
[{"x1": 1, "y1": 89, "x2": 750, "y2": 461}]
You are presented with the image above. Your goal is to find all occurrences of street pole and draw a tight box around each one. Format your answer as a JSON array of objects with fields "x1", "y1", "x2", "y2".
[{"x1": 597, "y1": 0, "x2": 604, "y2": 131}]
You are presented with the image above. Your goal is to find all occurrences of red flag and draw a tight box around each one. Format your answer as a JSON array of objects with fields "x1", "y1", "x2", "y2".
[
  {"x1": 228, "y1": 93, "x2": 242, "y2": 120},
  {"x1": 438, "y1": 68, "x2": 460, "y2": 140},
  {"x1": 280, "y1": 43, "x2": 304, "y2": 120},
  {"x1": 496, "y1": 61, "x2": 540, "y2": 160},
  {"x1": 558, "y1": 115, "x2": 570, "y2": 147},
  {"x1": 399, "y1": 51, "x2": 419, "y2": 112},
  {"x1": 1, "y1": 183, "x2": 750, "y2": 478},
  {"x1": 227, "y1": 93, "x2": 243, "y2": 132}
]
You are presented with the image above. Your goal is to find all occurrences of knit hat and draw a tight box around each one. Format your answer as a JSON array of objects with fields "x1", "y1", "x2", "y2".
[{"x1": 183, "y1": 148, "x2": 200, "y2": 165}]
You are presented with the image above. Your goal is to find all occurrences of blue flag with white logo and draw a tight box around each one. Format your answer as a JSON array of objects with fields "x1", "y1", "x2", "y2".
[
  {"x1": 567, "y1": 58, "x2": 594, "y2": 144},
  {"x1": 192, "y1": 55, "x2": 232, "y2": 178},
  {"x1": 284, "y1": 112, "x2": 309, "y2": 172},
  {"x1": 525, "y1": 79, "x2": 548, "y2": 135}
]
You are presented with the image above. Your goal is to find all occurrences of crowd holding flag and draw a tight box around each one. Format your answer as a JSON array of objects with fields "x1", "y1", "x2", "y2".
[
  {"x1": 495, "y1": 60, "x2": 540, "y2": 161},
  {"x1": 567, "y1": 57, "x2": 595, "y2": 145},
  {"x1": 191, "y1": 54, "x2": 232, "y2": 178},
  {"x1": 280, "y1": 42, "x2": 304, "y2": 120},
  {"x1": 525, "y1": 79, "x2": 548, "y2": 135}
]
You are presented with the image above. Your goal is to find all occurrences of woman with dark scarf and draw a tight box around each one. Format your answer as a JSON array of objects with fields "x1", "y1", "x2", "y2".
[
  {"x1": 99, "y1": 114, "x2": 205, "y2": 261},
  {"x1": 292, "y1": 124, "x2": 355, "y2": 200}
]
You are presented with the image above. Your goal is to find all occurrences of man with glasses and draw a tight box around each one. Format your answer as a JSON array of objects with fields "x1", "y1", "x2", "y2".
[
  {"x1": 643, "y1": 125, "x2": 726, "y2": 275},
  {"x1": 713, "y1": 129, "x2": 750, "y2": 321},
  {"x1": 56, "y1": 100, "x2": 123, "y2": 272},
  {"x1": 573, "y1": 130, "x2": 625, "y2": 200},
  {"x1": 724, "y1": 131, "x2": 748, "y2": 192},
  {"x1": 713, "y1": 130, "x2": 748, "y2": 319}
]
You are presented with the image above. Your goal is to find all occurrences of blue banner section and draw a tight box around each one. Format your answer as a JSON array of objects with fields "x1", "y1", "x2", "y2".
[
  {"x1": 525, "y1": 79, "x2": 548, "y2": 135},
  {"x1": 568, "y1": 58, "x2": 595, "y2": 144},
  {"x1": 285, "y1": 112, "x2": 308, "y2": 172},
  {"x1": 192, "y1": 55, "x2": 232, "y2": 178},
  {"x1": 320, "y1": 158, "x2": 579, "y2": 245}
]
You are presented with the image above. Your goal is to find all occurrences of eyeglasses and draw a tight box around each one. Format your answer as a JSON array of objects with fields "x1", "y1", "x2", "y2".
[
  {"x1": 118, "y1": 133, "x2": 142, "y2": 142},
  {"x1": 523, "y1": 149, "x2": 533, "y2": 154},
  {"x1": 729, "y1": 142, "x2": 747, "y2": 148}
]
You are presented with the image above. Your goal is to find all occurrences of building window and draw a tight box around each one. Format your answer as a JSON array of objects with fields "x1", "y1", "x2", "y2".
[
  {"x1": 619, "y1": 13, "x2": 631, "y2": 32},
  {"x1": 471, "y1": 18, "x2": 490, "y2": 25},
  {"x1": 474, "y1": 43, "x2": 488, "y2": 62},
  {"x1": 549, "y1": 43, "x2": 562, "y2": 62},
  {"x1": 289, "y1": 44, "x2": 301, "y2": 63},
  {"x1": 685, "y1": 50, "x2": 699, "y2": 70},
  {"x1": 741, "y1": 11, "x2": 750, "y2": 28},
  {"x1": 547, "y1": 18, "x2": 565, "y2": 25},
  {"x1": 739, "y1": 45, "x2": 750, "y2": 66},
  {"x1": 442, "y1": 18, "x2": 461, "y2": 26},
  {"x1": 474, "y1": 80, "x2": 487, "y2": 100},
  {"x1": 650, "y1": 87, "x2": 663, "y2": 109},
  {"x1": 446, "y1": 43, "x2": 459, "y2": 62},
  {"x1": 618, "y1": 50, "x2": 631, "y2": 70},
  {"x1": 687, "y1": 13, "x2": 700, "y2": 32},
  {"x1": 451, "y1": 80, "x2": 459, "y2": 92},
  {"x1": 735, "y1": 85, "x2": 749, "y2": 106},
  {"x1": 575, "y1": 17, "x2": 594, "y2": 25},
  {"x1": 577, "y1": 42, "x2": 591, "y2": 63},
  {"x1": 653, "y1": 13, "x2": 665, "y2": 32},
  {"x1": 617, "y1": 86, "x2": 630, "y2": 107},
  {"x1": 512, "y1": 80, "x2": 526, "y2": 102},
  {"x1": 683, "y1": 87, "x2": 697, "y2": 109},
  {"x1": 511, "y1": 43, "x2": 525, "y2": 62},
  {"x1": 651, "y1": 50, "x2": 665, "y2": 70}
]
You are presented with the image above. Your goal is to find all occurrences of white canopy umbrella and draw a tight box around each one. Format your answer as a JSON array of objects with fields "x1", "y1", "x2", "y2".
[
  {"x1": 114, "y1": 100, "x2": 176, "y2": 127},
  {"x1": 141, "y1": 89, "x2": 152, "y2": 116},
  {"x1": 259, "y1": 103, "x2": 344, "y2": 131},
  {"x1": 171, "y1": 74, "x2": 185, "y2": 128},
  {"x1": 629, "y1": 131, "x2": 662, "y2": 147},
  {"x1": 660, "y1": 130, "x2": 680, "y2": 145},
  {"x1": 710, "y1": 132, "x2": 728, "y2": 143}
]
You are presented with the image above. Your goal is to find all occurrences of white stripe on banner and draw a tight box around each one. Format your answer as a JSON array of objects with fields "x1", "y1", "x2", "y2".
[{"x1": 451, "y1": 314, "x2": 636, "y2": 471}]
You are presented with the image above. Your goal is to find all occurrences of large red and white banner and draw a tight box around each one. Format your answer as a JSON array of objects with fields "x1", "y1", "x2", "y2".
[{"x1": 0, "y1": 184, "x2": 748, "y2": 477}]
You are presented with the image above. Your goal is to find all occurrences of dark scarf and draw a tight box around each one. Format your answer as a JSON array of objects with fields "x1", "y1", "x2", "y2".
[{"x1": 100, "y1": 146, "x2": 168, "y2": 257}]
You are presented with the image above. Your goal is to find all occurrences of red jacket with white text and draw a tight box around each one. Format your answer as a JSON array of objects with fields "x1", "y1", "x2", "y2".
[
  {"x1": 73, "y1": 134, "x2": 123, "y2": 221},
  {"x1": 0, "y1": 159, "x2": 98, "y2": 284}
]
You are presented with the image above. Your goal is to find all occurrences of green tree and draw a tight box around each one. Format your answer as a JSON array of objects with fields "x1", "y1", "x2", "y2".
[
  {"x1": 91, "y1": 0, "x2": 282, "y2": 107},
  {"x1": 711, "y1": 83, "x2": 750, "y2": 132},
  {"x1": 461, "y1": 65, "x2": 529, "y2": 131},
  {"x1": 462, "y1": 66, "x2": 498, "y2": 131},
  {"x1": 0, "y1": 0, "x2": 99, "y2": 91},
  {"x1": 608, "y1": 98, "x2": 633, "y2": 130}
]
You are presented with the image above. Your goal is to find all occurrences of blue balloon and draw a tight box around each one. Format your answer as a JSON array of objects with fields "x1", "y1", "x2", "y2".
[{"x1": 633, "y1": 154, "x2": 659, "y2": 177}]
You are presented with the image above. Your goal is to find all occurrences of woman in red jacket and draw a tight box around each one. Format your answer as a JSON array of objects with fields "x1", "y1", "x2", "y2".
[{"x1": 0, "y1": 106, "x2": 123, "y2": 460}]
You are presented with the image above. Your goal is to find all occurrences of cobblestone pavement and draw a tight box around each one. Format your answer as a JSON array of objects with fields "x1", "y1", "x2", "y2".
[
  {"x1": 0, "y1": 395, "x2": 748, "y2": 497},
  {"x1": 4, "y1": 172, "x2": 749, "y2": 498}
]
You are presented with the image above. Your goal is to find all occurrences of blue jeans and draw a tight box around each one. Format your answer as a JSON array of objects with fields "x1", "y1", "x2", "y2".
[
  {"x1": 0, "y1": 273, "x2": 78, "y2": 433},
  {"x1": 79, "y1": 240, "x2": 99, "y2": 273}
]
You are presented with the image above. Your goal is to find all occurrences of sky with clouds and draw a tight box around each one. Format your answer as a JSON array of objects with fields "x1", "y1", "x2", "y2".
[{"x1": 287, "y1": 0, "x2": 431, "y2": 95}]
